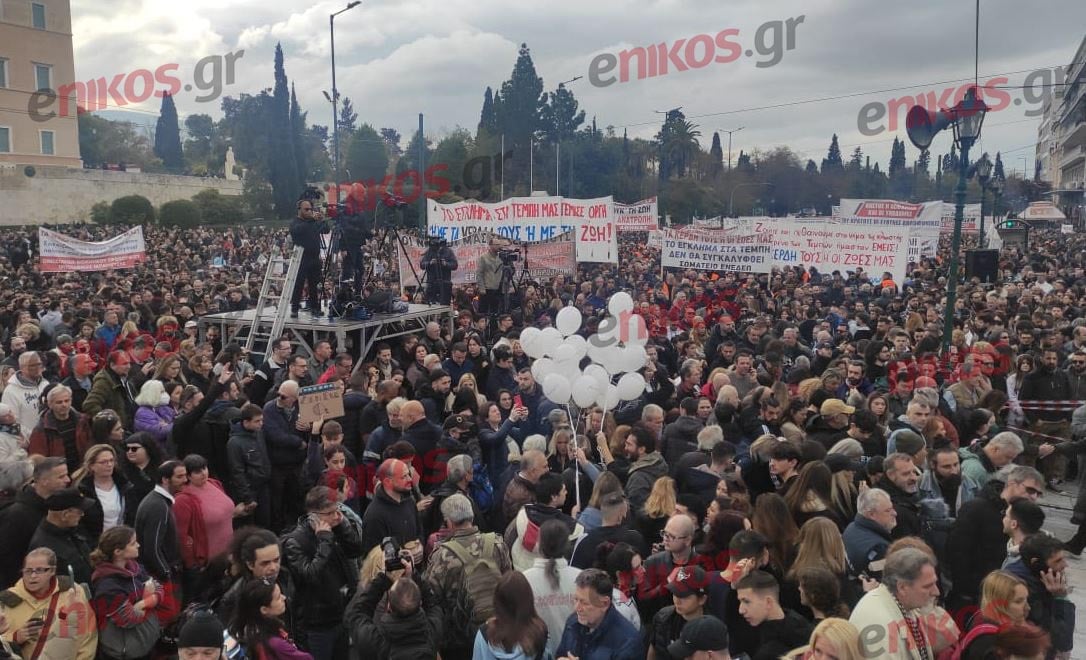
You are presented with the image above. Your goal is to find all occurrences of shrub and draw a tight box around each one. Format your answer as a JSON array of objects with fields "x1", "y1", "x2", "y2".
[
  {"x1": 192, "y1": 189, "x2": 244, "y2": 225},
  {"x1": 159, "y1": 199, "x2": 202, "y2": 227},
  {"x1": 89, "y1": 201, "x2": 111, "y2": 224},
  {"x1": 109, "y1": 195, "x2": 155, "y2": 225}
]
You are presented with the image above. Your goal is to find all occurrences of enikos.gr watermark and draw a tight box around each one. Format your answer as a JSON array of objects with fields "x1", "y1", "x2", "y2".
[{"x1": 28, "y1": 50, "x2": 245, "y2": 122}]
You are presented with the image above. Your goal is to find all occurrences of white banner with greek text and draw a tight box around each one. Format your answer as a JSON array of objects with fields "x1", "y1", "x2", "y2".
[{"x1": 38, "y1": 226, "x2": 146, "y2": 272}]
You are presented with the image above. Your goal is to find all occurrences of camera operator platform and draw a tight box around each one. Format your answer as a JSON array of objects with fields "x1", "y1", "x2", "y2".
[{"x1": 420, "y1": 236, "x2": 458, "y2": 305}]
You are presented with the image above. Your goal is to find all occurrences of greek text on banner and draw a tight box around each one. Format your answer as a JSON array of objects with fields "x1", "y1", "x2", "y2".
[
  {"x1": 398, "y1": 231, "x2": 576, "y2": 288},
  {"x1": 38, "y1": 226, "x2": 147, "y2": 273}
]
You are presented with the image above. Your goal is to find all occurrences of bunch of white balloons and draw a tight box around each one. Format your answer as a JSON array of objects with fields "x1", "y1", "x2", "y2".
[{"x1": 519, "y1": 291, "x2": 649, "y2": 413}]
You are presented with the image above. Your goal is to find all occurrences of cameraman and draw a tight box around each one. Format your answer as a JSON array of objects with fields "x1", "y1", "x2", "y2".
[
  {"x1": 290, "y1": 198, "x2": 330, "y2": 317},
  {"x1": 344, "y1": 544, "x2": 442, "y2": 657},
  {"x1": 477, "y1": 237, "x2": 505, "y2": 314},
  {"x1": 338, "y1": 213, "x2": 371, "y2": 295},
  {"x1": 420, "y1": 236, "x2": 458, "y2": 305}
]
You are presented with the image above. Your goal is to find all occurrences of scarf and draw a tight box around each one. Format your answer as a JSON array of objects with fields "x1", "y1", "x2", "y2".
[{"x1": 890, "y1": 591, "x2": 930, "y2": 660}]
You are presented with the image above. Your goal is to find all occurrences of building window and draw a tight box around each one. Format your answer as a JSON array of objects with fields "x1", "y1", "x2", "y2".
[
  {"x1": 34, "y1": 63, "x2": 52, "y2": 91},
  {"x1": 0, "y1": 127, "x2": 10, "y2": 153},
  {"x1": 32, "y1": 3, "x2": 46, "y2": 29},
  {"x1": 0, "y1": 59, "x2": 7, "y2": 88},
  {"x1": 40, "y1": 130, "x2": 55, "y2": 155}
]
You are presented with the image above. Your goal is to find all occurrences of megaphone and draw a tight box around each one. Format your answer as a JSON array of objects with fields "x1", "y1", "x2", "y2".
[{"x1": 905, "y1": 105, "x2": 952, "y2": 151}]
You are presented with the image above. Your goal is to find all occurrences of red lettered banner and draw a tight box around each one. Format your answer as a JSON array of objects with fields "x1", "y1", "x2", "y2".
[
  {"x1": 38, "y1": 226, "x2": 146, "y2": 272},
  {"x1": 614, "y1": 197, "x2": 659, "y2": 231}
]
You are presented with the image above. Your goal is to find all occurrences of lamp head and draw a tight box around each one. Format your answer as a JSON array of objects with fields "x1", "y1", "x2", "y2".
[{"x1": 951, "y1": 87, "x2": 988, "y2": 147}]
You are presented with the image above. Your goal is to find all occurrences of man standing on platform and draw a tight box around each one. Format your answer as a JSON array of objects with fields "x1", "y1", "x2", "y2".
[{"x1": 290, "y1": 198, "x2": 330, "y2": 318}]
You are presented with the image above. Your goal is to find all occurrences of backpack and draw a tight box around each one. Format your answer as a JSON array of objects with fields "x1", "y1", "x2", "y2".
[
  {"x1": 936, "y1": 622, "x2": 998, "y2": 660},
  {"x1": 442, "y1": 533, "x2": 502, "y2": 648},
  {"x1": 470, "y1": 462, "x2": 495, "y2": 513}
]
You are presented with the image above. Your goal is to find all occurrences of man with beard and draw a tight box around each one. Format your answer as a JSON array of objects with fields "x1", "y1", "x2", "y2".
[
  {"x1": 418, "y1": 369, "x2": 452, "y2": 425},
  {"x1": 359, "y1": 458, "x2": 421, "y2": 556},
  {"x1": 919, "y1": 445, "x2": 979, "y2": 518},
  {"x1": 876, "y1": 453, "x2": 922, "y2": 539},
  {"x1": 836, "y1": 360, "x2": 874, "y2": 399},
  {"x1": 1018, "y1": 348, "x2": 1074, "y2": 491}
]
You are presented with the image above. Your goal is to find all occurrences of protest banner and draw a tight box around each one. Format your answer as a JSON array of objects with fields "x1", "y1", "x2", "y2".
[
  {"x1": 836, "y1": 199, "x2": 943, "y2": 262},
  {"x1": 647, "y1": 229, "x2": 665, "y2": 249},
  {"x1": 614, "y1": 197, "x2": 659, "y2": 231},
  {"x1": 397, "y1": 231, "x2": 576, "y2": 288},
  {"x1": 298, "y1": 383, "x2": 345, "y2": 427},
  {"x1": 427, "y1": 195, "x2": 617, "y2": 263},
  {"x1": 768, "y1": 219, "x2": 910, "y2": 281},
  {"x1": 1062, "y1": 224, "x2": 1074, "y2": 234},
  {"x1": 38, "y1": 226, "x2": 147, "y2": 272},
  {"x1": 939, "y1": 202, "x2": 981, "y2": 234},
  {"x1": 661, "y1": 226, "x2": 775, "y2": 273},
  {"x1": 693, "y1": 216, "x2": 723, "y2": 229}
]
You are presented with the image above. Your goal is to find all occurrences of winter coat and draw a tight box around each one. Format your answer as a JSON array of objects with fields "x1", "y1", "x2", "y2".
[
  {"x1": 1, "y1": 373, "x2": 48, "y2": 442},
  {"x1": 875, "y1": 476, "x2": 922, "y2": 539},
  {"x1": 843, "y1": 513, "x2": 893, "y2": 579},
  {"x1": 226, "y1": 421, "x2": 272, "y2": 504},
  {"x1": 29, "y1": 519, "x2": 94, "y2": 585},
  {"x1": 0, "y1": 486, "x2": 48, "y2": 588},
  {"x1": 946, "y1": 479, "x2": 1007, "y2": 606},
  {"x1": 474, "y1": 628, "x2": 553, "y2": 660},
  {"x1": 805, "y1": 414, "x2": 849, "y2": 450},
  {"x1": 359, "y1": 485, "x2": 421, "y2": 557},
  {"x1": 660, "y1": 415, "x2": 703, "y2": 467},
  {"x1": 1004, "y1": 559, "x2": 1075, "y2": 652},
  {"x1": 261, "y1": 401, "x2": 307, "y2": 467},
  {"x1": 345, "y1": 572, "x2": 442, "y2": 660},
  {"x1": 509, "y1": 504, "x2": 584, "y2": 572},
  {"x1": 77, "y1": 472, "x2": 132, "y2": 543},
  {"x1": 502, "y1": 472, "x2": 536, "y2": 527},
  {"x1": 624, "y1": 452, "x2": 669, "y2": 513},
  {"x1": 27, "y1": 410, "x2": 93, "y2": 470},
  {"x1": 479, "y1": 418, "x2": 524, "y2": 485},
  {"x1": 554, "y1": 603, "x2": 642, "y2": 660},
  {"x1": 752, "y1": 609, "x2": 815, "y2": 660},
  {"x1": 173, "y1": 478, "x2": 234, "y2": 569},
  {"x1": 134, "y1": 488, "x2": 180, "y2": 582},
  {"x1": 850, "y1": 584, "x2": 956, "y2": 660},
  {"x1": 281, "y1": 515, "x2": 364, "y2": 630},
  {"x1": 133, "y1": 404, "x2": 176, "y2": 448},
  {"x1": 83, "y1": 367, "x2": 137, "y2": 430},
  {"x1": 173, "y1": 380, "x2": 234, "y2": 477},
  {"x1": 958, "y1": 444, "x2": 998, "y2": 488},
  {"x1": 917, "y1": 468, "x2": 979, "y2": 518},
  {"x1": 0, "y1": 576, "x2": 97, "y2": 660},
  {"x1": 89, "y1": 559, "x2": 155, "y2": 636}
]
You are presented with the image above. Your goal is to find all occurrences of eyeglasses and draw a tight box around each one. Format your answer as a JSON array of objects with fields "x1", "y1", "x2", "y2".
[
  {"x1": 22, "y1": 567, "x2": 54, "y2": 576},
  {"x1": 125, "y1": 446, "x2": 142, "y2": 452},
  {"x1": 661, "y1": 531, "x2": 690, "y2": 542}
]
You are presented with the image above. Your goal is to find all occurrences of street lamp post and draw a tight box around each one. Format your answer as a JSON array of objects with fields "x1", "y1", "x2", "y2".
[
  {"x1": 974, "y1": 153, "x2": 992, "y2": 248},
  {"x1": 330, "y1": 1, "x2": 361, "y2": 199},
  {"x1": 990, "y1": 176, "x2": 1004, "y2": 237},
  {"x1": 729, "y1": 182, "x2": 773, "y2": 217},
  {"x1": 717, "y1": 127, "x2": 745, "y2": 171}
]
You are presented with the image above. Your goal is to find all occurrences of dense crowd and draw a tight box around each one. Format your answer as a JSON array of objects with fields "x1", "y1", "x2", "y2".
[{"x1": 0, "y1": 216, "x2": 1083, "y2": 660}]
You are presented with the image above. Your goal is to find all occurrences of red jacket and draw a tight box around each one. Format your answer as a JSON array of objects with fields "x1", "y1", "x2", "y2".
[
  {"x1": 28, "y1": 410, "x2": 93, "y2": 460},
  {"x1": 173, "y1": 479, "x2": 229, "y2": 569}
]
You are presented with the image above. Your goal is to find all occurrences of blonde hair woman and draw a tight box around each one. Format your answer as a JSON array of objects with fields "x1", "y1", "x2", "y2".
[
  {"x1": 787, "y1": 617, "x2": 864, "y2": 660},
  {"x1": 637, "y1": 476, "x2": 677, "y2": 548},
  {"x1": 71, "y1": 444, "x2": 127, "y2": 542},
  {"x1": 447, "y1": 372, "x2": 487, "y2": 412}
]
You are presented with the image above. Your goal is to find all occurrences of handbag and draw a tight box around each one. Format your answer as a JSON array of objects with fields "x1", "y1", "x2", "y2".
[{"x1": 99, "y1": 610, "x2": 161, "y2": 659}]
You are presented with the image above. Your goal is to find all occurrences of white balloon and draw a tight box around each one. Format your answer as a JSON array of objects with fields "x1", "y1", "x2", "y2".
[
  {"x1": 542, "y1": 373, "x2": 572, "y2": 404},
  {"x1": 539, "y1": 327, "x2": 563, "y2": 358},
  {"x1": 520, "y1": 327, "x2": 542, "y2": 356},
  {"x1": 597, "y1": 383, "x2": 621, "y2": 411},
  {"x1": 555, "y1": 306, "x2": 583, "y2": 338},
  {"x1": 608, "y1": 291, "x2": 634, "y2": 317},
  {"x1": 584, "y1": 364, "x2": 611, "y2": 394},
  {"x1": 531, "y1": 357, "x2": 556, "y2": 383},
  {"x1": 572, "y1": 375, "x2": 600, "y2": 408},
  {"x1": 566, "y1": 334, "x2": 589, "y2": 361},
  {"x1": 554, "y1": 344, "x2": 577, "y2": 364},
  {"x1": 599, "y1": 345, "x2": 626, "y2": 374},
  {"x1": 621, "y1": 345, "x2": 648, "y2": 373},
  {"x1": 616, "y1": 372, "x2": 647, "y2": 401}
]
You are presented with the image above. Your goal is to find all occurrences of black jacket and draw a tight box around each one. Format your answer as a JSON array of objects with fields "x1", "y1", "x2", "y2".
[
  {"x1": 134, "y1": 488, "x2": 180, "y2": 582},
  {"x1": 751, "y1": 609, "x2": 815, "y2": 660},
  {"x1": 261, "y1": 400, "x2": 307, "y2": 467},
  {"x1": 0, "y1": 486, "x2": 48, "y2": 588},
  {"x1": 227, "y1": 421, "x2": 272, "y2": 503},
  {"x1": 77, "y1": 472, "x2": 133, "y2": 543},
  {"x1": 1019, "y1": 366, "x2": 1074, "y2": 422},
  {"x1": 29, "y1": 519, "x2": 94, "y2": 585},
  {"x1": 843, "y1": 514, "x2": 893, "y2": 579},
  {"x1": 282, "y1": 515, "x2": 364, "y2": 629},
  {"x1": 946, "y1": 479, "x2": 1006, "y2": 606},
  {"x1": 290, "y1": 216, "x2": 330, "y2": 261},
  {"x1": 175, "y1": 385, "x2": 237, "y2": 479},
  {"x1": 570, "y1": 524, "x2": 647, "y2": 569},
  {"x1": 341, "y1": 390, "x2": 373, "y2": 458},
  {"x1": 660, "y1": 416, "x2": 703, "y2": 468},
  {"x1": 804, "y1": 414, "x2": 849, "y2": 450},
  {"x1": 345, "y1": 572, "x2": 442, "y2": 660},
  {"x1": 876, "y1": 476, "x2": 922, "y2": 539},
  {"x1": 359, "y1": 486, "x2": 421, "y2": 557}
]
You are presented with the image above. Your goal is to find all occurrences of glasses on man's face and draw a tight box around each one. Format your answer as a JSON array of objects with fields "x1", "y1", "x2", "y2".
[
  {"x1": 661, "y1": 531, "x2": 689, "y2": 542},
  {"x1": 126, "y1": 446, "x2": 142, "y2": 453},
  {"x1": 22, "y1": 566, "x2": 54, "y2": 576}
]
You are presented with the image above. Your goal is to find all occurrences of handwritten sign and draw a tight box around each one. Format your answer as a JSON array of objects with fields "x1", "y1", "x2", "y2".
[
  {"x1": 298, "y1": 383, "x2": 345, "y2": 426},
  {"x1": 614, "y1": 197, "x2": 659, "y2": 231}
]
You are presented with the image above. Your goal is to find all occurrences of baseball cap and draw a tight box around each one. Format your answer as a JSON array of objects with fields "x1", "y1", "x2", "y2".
[
  {"x1": 45, "y1": 488, "x2": 95, "y2": 512},
  {"x1": 667, "y1": 615, "x2": 730, "y2": 658},
  {"x1": 820, "y1": 399, "x2": 856, "y2": 417},
  {"x1": 443, "y1": 414, "x2": 472, "y2": 432},
  {"x1": 666, "y1": 565, "x2": 708, "y2": 598},
  {"x1": 825, "y1": 453, "x2": 865, "y2": 474},
  {"x1": 184, "y1": 320, "x2": 198, "y2": 329}
]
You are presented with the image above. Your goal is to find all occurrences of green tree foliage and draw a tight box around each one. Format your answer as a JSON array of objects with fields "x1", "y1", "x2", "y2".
[
  {"x1": 338, "y1": 97, "x2": 358, "y2": 134},
  {"x1": 269, "y1": 43, "x2": 302, "y2": 218},
  {"x1": 432, "y1": 129, "x2": 473, "y2": 195},
  {"x1": 491, "y1": 44, "x2": 546, "y2": 194},
  {"x1": 345, "y1": 124, "x2": 389, "y2": 182},
  {"x1": 110, "y1": 195, "x2": 155, "y2": 225},
  {"x1": 290, "y1": 84, "x2": 308, "y2": 186},
  {"x1": 89, "y1": 201, "x2": 111, "y2": 224},
  {"x1": 154, "y1": 93, "x2": 184, "y2": 172},
  {"x1": 656, "y1": 110, "x2": 700, "y2": 179},
  {"x1": 993, "y1": 152, "x2": 1005, "y2": 180},
  {"x1": 78, "y1": 114, "x2": 160, "y2": 170},
  {"x1": 192, "y1": 189, "x2": 244, "y2": 225},
  {"x1": 541, "y1": 83, "x2": 585, "y2": 144},
  {"x1": 242, "y1": 172, "x2": 275, "y2": 221},
  {"x1": 380, "y1": 128, "x2": 403, "y2": 160},
  {"x1": 821, "y1": 134, "x2": 844, "y2": 173},
  {"x1": 708, "y1": 132, "x2": 723, "y2": 177},
  {"x1": 397, "y1": 129, "x2": 433, "y2": 176},
  {"x1": 160, "y1": 199, "x2": 202, "y2": 227}
]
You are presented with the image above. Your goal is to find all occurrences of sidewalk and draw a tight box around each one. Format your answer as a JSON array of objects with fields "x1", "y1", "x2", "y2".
[{"x1": 1037, "y1": 479, "x2": 1085, "y2": 656}]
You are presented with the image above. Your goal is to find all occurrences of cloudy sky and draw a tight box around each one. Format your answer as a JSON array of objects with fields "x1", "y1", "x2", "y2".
[{"x1": 71, "y1": 0, "x2": 1084, "y2": 177}]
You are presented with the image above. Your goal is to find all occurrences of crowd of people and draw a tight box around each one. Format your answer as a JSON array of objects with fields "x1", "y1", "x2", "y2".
[{"x1": 0, "y1": 215, "x2": 1083, "y2": 660}]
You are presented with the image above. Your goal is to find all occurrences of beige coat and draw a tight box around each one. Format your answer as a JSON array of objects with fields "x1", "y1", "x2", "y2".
[
  {"x1": 0, "y1": 576, "x2": 98, "y2": 660},
  {"x1": 849, "y1": 584, "x2": 958, "y2": 660}
]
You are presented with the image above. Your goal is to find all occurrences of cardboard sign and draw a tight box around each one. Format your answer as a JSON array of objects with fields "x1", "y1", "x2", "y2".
[{"x1": 297, "y1": 383, "x2": 345, "y2": 426}]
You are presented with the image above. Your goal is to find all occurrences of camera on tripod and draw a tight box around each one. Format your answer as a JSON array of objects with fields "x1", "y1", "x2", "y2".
[
  {"x1": 499, "y1": 248, "x2": 520, "y2": 265},
  {"x1": 427, "y1": 236, "x2": 448, "y2": 249}
]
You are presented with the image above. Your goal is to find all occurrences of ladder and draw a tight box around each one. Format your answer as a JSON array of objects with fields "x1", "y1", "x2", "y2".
[{"x1": 244, "y1": 246, "x2": 304, "y2": 357}]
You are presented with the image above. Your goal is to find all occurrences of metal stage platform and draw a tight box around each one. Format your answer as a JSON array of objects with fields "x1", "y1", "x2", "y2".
[{"x1": 199, "y1": 303, "x2": 452, "y2": 372}]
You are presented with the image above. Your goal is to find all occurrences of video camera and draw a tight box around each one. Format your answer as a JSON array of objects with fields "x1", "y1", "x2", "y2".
[
  {"x1": 427, "y1": 236, "x2": 448, "y2": 249},
  {"x1": 499, "y1": 248, "x2": 520, "y2": 265}
]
